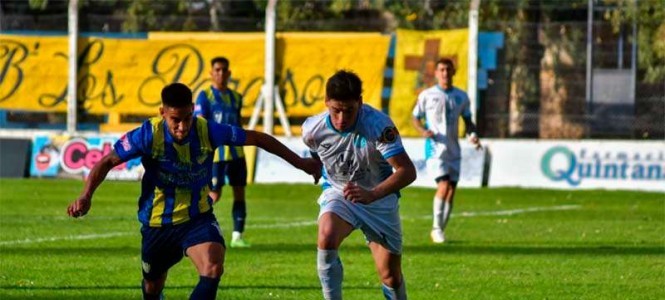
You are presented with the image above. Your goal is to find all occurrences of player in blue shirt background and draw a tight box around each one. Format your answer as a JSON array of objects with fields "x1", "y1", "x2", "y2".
[
  {"x1": 67, "y1": 83, "x2": 321, "y2": 300},
  {"x1": 194, "y1": 57, "x2": 251, "y2": 248}
]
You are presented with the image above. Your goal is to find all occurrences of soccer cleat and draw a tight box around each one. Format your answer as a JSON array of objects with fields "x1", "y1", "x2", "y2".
[
  {"x1": 430, "y1": 229, "x2": 445, "y2": 244},
  {"x1": 230, "y1": 237, "x2": 251, "y2": 248}
]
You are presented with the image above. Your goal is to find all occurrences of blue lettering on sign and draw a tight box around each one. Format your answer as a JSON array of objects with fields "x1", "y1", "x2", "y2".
[{"x1": 541, "y1": 146, "x2": 665, "y2": 186}]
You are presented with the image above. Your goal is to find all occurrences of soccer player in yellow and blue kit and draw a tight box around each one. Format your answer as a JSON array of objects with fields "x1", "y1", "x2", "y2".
[
  {"x1": 194, "y1": 57, "x2": 250, "y2": 248},
  {"x1": 67, "y1": 83, "x2": 321, "y2": 300}
]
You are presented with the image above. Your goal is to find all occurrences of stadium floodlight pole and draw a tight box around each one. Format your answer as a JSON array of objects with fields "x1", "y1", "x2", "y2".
[
  {"x1": 468, "y1": 0, "x2": 480, "y2": 123},
  {"x1": 263, "y1": 0, "x2": 278, "y2": 135},
  {"x1": 67, "y1": 0, "x2": 79, "y2": 135}
]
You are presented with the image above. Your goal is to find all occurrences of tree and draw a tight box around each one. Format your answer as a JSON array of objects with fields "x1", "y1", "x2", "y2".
[{"x1": 604, "y1": 0, "x2": 665, "y2": 83}]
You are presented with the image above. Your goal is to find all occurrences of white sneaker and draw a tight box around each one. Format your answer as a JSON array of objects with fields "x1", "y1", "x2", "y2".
[{"x1": 431, "y1": 229, "x2": 445, "y2": 244}]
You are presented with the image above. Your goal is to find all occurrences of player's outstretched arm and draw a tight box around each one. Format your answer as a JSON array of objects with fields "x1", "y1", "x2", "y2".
[
  {"x1": 344, "y1": 152, "x2": 416, "y2": 204},
  {"x1": 67, "y1": 152, "x2": 124, "y2": 218},
  {"x1": 244, "y1": 130, "x2": 322, "y2": 184}
]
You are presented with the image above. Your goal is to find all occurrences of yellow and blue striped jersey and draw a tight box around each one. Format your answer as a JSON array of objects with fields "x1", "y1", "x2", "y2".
[
  {"x1": 194, "y1": 86, "x2": 245, "y2": 162},
  {"x1": 114, "y1": 116, "x2": 246, "y2": 227}
]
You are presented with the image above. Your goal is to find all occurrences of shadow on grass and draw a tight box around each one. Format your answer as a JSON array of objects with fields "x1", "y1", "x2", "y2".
[
  {"x1": 405, "y1": 241, "x2": 665, "y2": 256},
  {"x1": 0, "y1": 283, "x2": 365, "y2": 291},
  {"x1": 2, "y1": 242, "x2": 662, "y2": 257}
]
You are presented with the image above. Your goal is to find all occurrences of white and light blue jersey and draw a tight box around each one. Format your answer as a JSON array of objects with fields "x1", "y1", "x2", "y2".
[
  {"x1": 302, "y1": 105, "x2": 405, "y2": 194},
  {"x1": 412, "y1": 85, "x2": 471, "y2": 161}
]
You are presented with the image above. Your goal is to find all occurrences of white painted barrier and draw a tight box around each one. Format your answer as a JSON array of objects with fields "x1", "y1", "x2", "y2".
[
  {"x1": 486, "y1": 140, "x2": 665, "y2": 192},
  {"x1": 253, "y1": 137, "x2": 486, "y2": 188}
]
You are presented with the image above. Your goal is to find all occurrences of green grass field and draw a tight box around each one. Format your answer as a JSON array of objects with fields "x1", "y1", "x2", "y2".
[{"x1": 0, "y1": 178, "x2": 663, "y2": 299}]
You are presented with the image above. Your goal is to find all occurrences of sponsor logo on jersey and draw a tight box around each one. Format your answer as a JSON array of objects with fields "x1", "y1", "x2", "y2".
[{"x1": 120, "y1": 134, "x2": 132, "y2": 151}]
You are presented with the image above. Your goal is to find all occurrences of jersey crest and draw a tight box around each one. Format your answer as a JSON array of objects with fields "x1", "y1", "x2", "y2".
[{"x1": 379, "y1": 126, "x2": 399, "y2": 144}]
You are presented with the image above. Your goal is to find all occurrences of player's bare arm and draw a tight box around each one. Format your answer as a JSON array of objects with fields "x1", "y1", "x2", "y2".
[
  {"x1": 67, "y1": 152, "x2": 124, "y2": 218},
  {"x1": 462, "y1": 115, "x2": 482, "y2": 149},
  {"x1": 244, "y1": 130, "x2": 322, "y2": 184},
  {"x1": 343, "y1": 152, "x2": 416, "y2": 204},
  {"x1": 411, "y1": 116, "x2": 434, "y2": 138}
]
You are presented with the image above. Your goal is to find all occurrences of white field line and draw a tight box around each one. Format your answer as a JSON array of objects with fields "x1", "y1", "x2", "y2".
[
  {"x1": 412, "y1": 204, "x2": 582, "y2": 220},
  {"x1": 0, "y1": 205, "x2": 580, "y2": 245},
  {"x1": 0, "y1": 232, "x2": 133, "y2": 246}
]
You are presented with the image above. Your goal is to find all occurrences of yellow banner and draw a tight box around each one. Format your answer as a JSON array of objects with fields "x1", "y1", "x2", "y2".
[
  {"x1": 0, "y1": 34, "x2": 265, "y2": 115},
  {"x1": 0, "y1": 33, "x2": 389, "y2": 118},
  {"x1": 390, "y1": 29, "x2": 469, "y2": 137},
  {"x1": 277, "y1": 33, "x2": 389, "y2": 115},
  {"x1": 1, "y1": 36, "x2": 69, "y2": 111}
]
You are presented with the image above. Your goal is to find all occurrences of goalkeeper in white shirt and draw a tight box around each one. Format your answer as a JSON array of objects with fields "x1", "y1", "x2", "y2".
[
  {"x1": 302, "y1": 70, "x2": 416, "y2": 300},
  {"x1": 412, "y1": 58, "x2": 482, "y2": 244}
]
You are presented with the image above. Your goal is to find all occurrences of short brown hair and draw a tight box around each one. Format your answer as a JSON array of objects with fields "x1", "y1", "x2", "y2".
[
  {"x1": 326, "y1": 70, "x2": 362, "y2": 102},
  {"x1": 436, "y1": 58, "x2": 455, "y2": 69}
]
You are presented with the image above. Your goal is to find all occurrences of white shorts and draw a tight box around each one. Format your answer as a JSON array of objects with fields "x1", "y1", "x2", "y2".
[
  {"x1": 317, "y1": 189, "x2": 403, "y2": 254},
  {"x1": 427, "y1": 157, "x2": 460, "y2": 182}
]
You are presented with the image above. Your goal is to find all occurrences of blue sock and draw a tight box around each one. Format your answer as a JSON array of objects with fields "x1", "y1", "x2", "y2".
[
  {"x1": 317, "y1": 249, "x2": 343, "y2": 300},
  {"x1": 381, "y1": 277, "x2": 407, "y2": 300},
  {"x1": 232, "y1": 200, "x2": 246, "y2": 233},
  {"x1": 142, "y1": 280, "x2": 162, "y2": 300},
  {"x1": 189, "y1": 276, "x2": 220, "y2": 300}
]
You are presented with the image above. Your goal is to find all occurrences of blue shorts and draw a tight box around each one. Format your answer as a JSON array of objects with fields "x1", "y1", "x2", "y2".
[
  {"x1": 140, "y1": 213, "x2": 225, "y2": 280},
  {"x1": 211, "y1": 158, "x2": 247, "y2": 190}
]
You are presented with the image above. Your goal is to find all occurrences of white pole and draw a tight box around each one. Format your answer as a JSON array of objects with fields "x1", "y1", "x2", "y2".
[
  {"x1": 67, "y1": 0, "x2": 79, "y2": 135},
  {"x1": 273, "y1": 86, "x2": 292, "y2": 137},
  {"x1": 585, "y1": 0, "x2": 594, "y2": 115},
  {"x1": 468, "y1": 0, "x2": 479, "y2": 123},
  {"x1": 263, "y1": 0, "x2": 277, "y2": 134}
]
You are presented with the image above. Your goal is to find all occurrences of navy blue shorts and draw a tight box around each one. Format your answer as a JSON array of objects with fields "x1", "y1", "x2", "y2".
[
  {"x1": 140, "y1": 213, "x2": 225, "y2": 280},
  {"x1": 211, "y1": 158, "x2": 247, "y2": 190}
]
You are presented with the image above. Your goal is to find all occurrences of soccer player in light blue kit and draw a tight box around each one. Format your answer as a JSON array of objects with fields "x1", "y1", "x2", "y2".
[
  {"x1": 302, "y1": 70, "x2": 416, "y2": 300},
  {"x1": 194, "y1": 57, "x2": 251, "y2": 248},
  {"x1": 67, "y1": 83, "x2": 321, "y2": 300},
  {"x1": 412, "y1": 58, "x2": 482, "y2": 244}
]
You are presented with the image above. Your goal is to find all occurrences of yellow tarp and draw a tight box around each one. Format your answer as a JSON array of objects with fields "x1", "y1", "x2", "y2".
[{"x1": 0, "y1": 33, "x2": 389, "y2": 118}]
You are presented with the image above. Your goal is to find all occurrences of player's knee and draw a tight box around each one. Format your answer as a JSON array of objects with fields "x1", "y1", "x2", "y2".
[
  {"x1": 202, "y1": 262, "x2": 223, "y2": 278},
  {"x1": 143, "y1": 278, "x2": 165, "y2": 294},
  {"x1": 317, "y1": 229, "x2": 341, "y2": 249},
  {"x1": 317, "y1": 237, "x2": 339, "y2": 250}
]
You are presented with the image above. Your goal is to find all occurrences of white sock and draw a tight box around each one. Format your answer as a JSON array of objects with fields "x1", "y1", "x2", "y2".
[
  {"x1": 317, "y1": 249, "x2": 343, "y2": 300},
  {"x1": 232, "y1": 231, "x2": 242, "y2": 241},
  {"x1": 432, "y1": 197, "x2": 444, "y2": 230},
  {"x1": 441, "y1": 201, "x2": 453, "y2": 231},
  {"x1": 381, "y1": 277, "x2": 407, "y2": 300}
]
